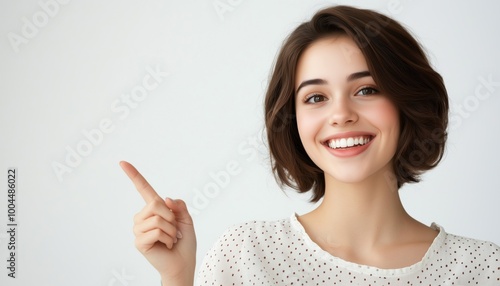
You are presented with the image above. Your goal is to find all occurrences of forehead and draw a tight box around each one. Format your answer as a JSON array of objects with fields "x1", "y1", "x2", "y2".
[{"x1": 295, "y1": 35, "x2": 368, "y2": 85}]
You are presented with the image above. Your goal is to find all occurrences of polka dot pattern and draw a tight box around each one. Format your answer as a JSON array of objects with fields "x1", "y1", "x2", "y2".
[{"x1": 197, "y1": 214, "x2": 500, "y2": 285}]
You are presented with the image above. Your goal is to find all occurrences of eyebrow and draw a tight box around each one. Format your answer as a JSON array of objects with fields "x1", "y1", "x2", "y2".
[{"x1": 295, "y1": 71, "x2": 371, "y2": 94}]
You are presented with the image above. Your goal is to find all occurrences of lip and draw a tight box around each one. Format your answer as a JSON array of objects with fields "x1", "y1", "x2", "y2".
[{"x1": 322, "y1": 131, "x2": 376, "y2": 158}]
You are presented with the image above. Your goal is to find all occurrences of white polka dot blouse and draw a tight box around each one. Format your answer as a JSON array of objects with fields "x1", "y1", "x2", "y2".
[{"x1": 197, "y1": 214, "x2": 500, "y2": 285}]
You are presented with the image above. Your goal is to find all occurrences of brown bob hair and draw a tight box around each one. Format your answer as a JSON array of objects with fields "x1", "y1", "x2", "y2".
[{"x1": 265, "y1": 5, "x2": 449, "y2": 202}]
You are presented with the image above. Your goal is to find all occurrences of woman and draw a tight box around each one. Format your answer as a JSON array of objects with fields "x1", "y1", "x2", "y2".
[{"x1": 121, "y1": 5, "x2": 500, "y2": 285}]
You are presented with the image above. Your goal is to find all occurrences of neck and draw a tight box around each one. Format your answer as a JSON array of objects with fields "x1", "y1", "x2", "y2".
[{"x1": 302, "y1": 170, "x2": 412, "y2": 248}]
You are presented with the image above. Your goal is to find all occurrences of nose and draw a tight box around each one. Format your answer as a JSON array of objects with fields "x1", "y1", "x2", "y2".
[{"x1": 328, "y1": 98, "x2": 358, "y2": 126}]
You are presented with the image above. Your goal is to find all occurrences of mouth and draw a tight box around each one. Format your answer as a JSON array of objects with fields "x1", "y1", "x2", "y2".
[{"x1": 324, "y1": 135, "x2": 374, "y2": 150}]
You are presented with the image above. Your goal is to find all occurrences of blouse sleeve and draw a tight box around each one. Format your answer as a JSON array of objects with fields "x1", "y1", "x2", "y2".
[
  {"x1": 195, "y1": 225, "x2": 245, "y2": 285},
  {"x1": 195, "y1": 222, "x2": 275, "y2": 285}
]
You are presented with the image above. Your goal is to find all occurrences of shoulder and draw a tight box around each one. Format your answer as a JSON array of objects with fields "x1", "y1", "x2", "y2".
[
  {"x1": 439, "y1": 227, "x2": 500, "y2": 259},
  {"x1": 216, "y1": 216, "x2": 294, "y2": 240},
  {"x1": 431, "y1": 224, "x2": 500, "y2": 282},
  {"x1": 206, "y1": 216, "x2": 296, "y2": 255},
  {"x1": 197, "y1": 215, "x2": 298, "y2": 284}
]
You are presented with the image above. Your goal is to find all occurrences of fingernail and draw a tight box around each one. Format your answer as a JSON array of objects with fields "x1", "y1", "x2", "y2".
[{"x1": 176, "y1": 230, "x2": 183, "y2": 239}]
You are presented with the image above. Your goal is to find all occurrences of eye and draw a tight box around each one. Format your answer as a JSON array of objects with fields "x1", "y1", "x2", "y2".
[
  {"x1": 356, "y1": 87, "x2": 379, "y2": 96},
  {"x1": 305, "y1": 94, "x2": 327, "y2": 104}
]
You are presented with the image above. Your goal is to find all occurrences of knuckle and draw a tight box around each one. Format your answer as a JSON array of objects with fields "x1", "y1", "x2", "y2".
[
  {"x1": 152, "y1": 215, "x2": 163, "y2": 225},
  {"x1": 134, "y1": 238, "x2": 142, "y2": 250},
  {"x1": 135, "y1": 242, "x2": 148, "y2": 254},
  {"x1": 133, "y1": 212, "x2": 142, "y2": 224},
  {"x1": 164, "y1": 212, "x2": 175, "y2": 223},
  {"x1": 152, "y1": 228, "x2": 163, "y2": 237}
]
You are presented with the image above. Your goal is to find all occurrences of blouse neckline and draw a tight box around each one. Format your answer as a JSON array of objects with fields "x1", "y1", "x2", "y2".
[{"x1": 289, "y1": 213, "x2": 447, "y2": 276}]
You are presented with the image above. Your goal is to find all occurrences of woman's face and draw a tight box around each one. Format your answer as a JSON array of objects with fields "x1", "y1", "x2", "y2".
[{"x1": 294, "y1": 35, "x2": 400, "y2": 185}]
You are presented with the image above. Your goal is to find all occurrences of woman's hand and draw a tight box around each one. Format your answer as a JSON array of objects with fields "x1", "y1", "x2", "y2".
[{"x1": 120, "y1": 161, "x2": 196, "y2": 286}]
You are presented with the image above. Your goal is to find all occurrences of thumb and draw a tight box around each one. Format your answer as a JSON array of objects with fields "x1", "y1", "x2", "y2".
[{"x1": 165, "y1": 198, "x2": 194, "y2": 226}]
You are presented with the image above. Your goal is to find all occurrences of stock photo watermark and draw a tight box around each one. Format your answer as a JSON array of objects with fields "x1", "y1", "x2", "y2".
[
  {"x1": 51, "y1": 64, "x2": 170, "y2": 182},
  {"x1": 384, "y1": 73, "x2": 499, "y2": 188},
  {"x1": 7, "y1": 0, "x2": 70, "y2": 53},
  {"x1": 107, "y1": 268, "x2": 134, "y2": 286},
  {"x1": 211, "y1": 0, "x2": 406, "y2": 22},
  {"x1": 186, "y1": 128, "x2": 267, "y2": 216},
  {"x1": 213, "y1": 0, "x2": 244, "y2": 21},
  {"x1": 6, "y1": 169, "x2": 18, "y2": 278},
  {"x1": 449, "y1": 74, "x2": 499, "y2": 130}
]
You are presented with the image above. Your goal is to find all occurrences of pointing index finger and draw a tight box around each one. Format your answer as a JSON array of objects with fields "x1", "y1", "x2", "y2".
[{"x1": 120, "y1": 161, "x2": 161, "y2": 203}]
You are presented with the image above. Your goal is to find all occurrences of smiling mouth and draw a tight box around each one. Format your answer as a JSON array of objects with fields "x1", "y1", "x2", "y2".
[{"x1": 325, "y1": 136, "x2": 374, "y2": 149}]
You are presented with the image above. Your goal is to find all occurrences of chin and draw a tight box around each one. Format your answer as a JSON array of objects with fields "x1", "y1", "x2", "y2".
[{"x1": 325, "y1": 172, "x2": 372, "y2": 185}]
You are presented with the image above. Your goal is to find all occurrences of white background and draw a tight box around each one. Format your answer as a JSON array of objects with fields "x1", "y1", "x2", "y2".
[{"x1": 1, "y1": 0, "x2": 499, "y2": 285}]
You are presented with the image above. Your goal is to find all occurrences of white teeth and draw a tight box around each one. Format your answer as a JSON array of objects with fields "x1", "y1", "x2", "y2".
[
  {"x1": 327, "y1": 136, "x2": 372, "y2": 149},
  {"x1": 347, "y1": 138, "x2": 354, "y2": 147}
]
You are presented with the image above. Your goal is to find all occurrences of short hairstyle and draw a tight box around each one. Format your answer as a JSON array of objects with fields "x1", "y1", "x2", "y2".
[{"x1": 264, "y1": 5, "x2": 449, "y2": 202}]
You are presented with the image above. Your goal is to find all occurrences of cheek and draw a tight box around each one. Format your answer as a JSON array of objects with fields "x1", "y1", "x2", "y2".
[
  {"x1": 373, "y1": 101, "x2": 400, "y2": 153},
  {"x1": 364, "y1": 99, "x2": 399, "y2": 133},
  {"x1": 296, "y1": 110, "x2": 323, "y2": 143}
]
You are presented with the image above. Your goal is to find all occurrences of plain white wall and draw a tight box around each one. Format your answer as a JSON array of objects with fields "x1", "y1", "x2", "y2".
[{"x1": 0, "y1": 0, "x2": 499, "y2": 285}]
